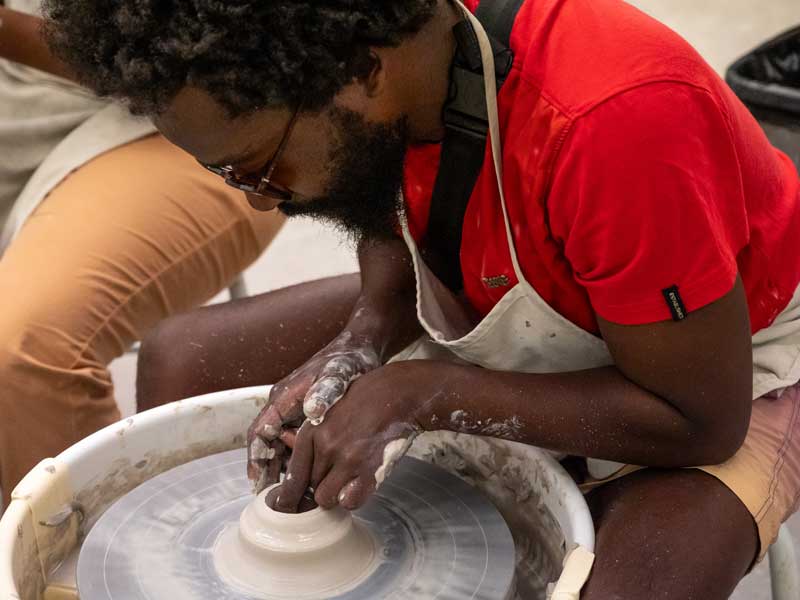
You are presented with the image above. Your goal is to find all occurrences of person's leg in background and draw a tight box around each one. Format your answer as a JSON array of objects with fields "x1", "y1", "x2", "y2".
[
  {"x1": 0, "y1": 133, "x2": 283, "y2": 507},
  {"x1": 136, "y1": 274, "x2": 362, "y2": 409}
]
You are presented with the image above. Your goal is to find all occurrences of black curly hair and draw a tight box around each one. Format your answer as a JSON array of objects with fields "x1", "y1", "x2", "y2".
[{"x1": 43, "y1": 0, "x2": 439, "y2": 117}]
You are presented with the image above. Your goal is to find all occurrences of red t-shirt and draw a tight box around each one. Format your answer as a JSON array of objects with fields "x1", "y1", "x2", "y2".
[{"x1": 403, "y1": 0, "x2": 800, "y2": 334}]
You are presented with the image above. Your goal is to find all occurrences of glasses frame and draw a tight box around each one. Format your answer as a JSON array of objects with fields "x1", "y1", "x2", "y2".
[{"x1": 199, "y1": 105, "x2": 301, "y2": 201}]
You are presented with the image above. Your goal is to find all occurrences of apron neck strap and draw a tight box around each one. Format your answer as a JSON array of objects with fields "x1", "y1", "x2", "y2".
[{"x1": 455, "y1": 1, "x2": 527, "y2": 284}]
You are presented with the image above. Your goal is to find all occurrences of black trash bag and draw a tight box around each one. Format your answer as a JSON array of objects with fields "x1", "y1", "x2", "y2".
[{"x1": 726, "y1": 26, "x2": 800, "y2": 171}]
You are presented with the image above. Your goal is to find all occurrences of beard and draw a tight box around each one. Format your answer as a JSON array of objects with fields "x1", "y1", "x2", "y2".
[{"x1": 278, "y1": 107, "x2": 409, "y2": 243}]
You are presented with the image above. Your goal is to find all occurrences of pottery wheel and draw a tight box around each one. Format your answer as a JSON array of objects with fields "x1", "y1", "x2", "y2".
[{"x1": 77, "y1": 449, "x2": 516, "y2": 599}]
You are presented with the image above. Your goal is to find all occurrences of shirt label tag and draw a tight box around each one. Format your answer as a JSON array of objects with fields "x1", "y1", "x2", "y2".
[{"x1": 662, "y1": 285, "x2": 687, "y2": 321}]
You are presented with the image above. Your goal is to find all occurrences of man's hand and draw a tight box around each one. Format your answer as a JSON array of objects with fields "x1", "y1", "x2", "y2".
[
  {"x1": 269, "y1": 362, "x2": 423, "y2": 513},
  {"x1": 247, "y1": 237, "x2": 421, "y2": 495},
  {"x1": 247, "y1": 331, "x2": 380, "y2": 493}
]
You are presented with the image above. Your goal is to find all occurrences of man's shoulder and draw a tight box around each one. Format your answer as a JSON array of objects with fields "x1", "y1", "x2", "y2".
[{"x1": 508, "y1": 0, "x2": 721, "y2": 118}]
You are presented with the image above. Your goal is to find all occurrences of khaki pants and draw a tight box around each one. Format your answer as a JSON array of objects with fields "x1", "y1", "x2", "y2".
[{"x1": 0, "y1": 134, "x2": 284, "y2": 507}]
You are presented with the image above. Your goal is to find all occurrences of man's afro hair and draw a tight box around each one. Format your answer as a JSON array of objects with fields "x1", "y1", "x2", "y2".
[{"x1": 43, "y1": 0, "x2": 438, "y2": 116}]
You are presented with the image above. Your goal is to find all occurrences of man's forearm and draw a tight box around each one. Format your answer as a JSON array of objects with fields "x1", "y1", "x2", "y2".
[
  {"x1": 346, "y1": 237, "x2": 421, "y2": 360},
  {"x1": 409, "y1": 360, "x2": 743, "y2": 468},
  {"x1": 0, "y1": 7, "x2": 75, "y2": 80}
]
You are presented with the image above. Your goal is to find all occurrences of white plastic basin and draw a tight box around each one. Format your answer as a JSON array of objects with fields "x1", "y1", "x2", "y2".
[{"x1": 0, "y1": 386, "x2": 594, "y2": 599}]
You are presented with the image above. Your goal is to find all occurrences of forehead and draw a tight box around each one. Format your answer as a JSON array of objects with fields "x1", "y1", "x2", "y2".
[{"x1": 154, "y1": 87, "x2": 291, "y2": 165}]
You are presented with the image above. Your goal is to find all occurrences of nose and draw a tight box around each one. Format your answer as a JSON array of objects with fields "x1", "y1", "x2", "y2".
[{"x1": 245, "y1": 193, "x2": 282, "y2": 212}]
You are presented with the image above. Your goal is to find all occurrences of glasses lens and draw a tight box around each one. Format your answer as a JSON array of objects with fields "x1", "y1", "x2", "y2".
[{"x1": 200, "y1": 161, "x2": 293, "y2": 201}]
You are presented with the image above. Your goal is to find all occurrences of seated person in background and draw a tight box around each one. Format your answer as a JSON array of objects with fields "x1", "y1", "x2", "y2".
[
  {"x1": 0, "y1": 1, "x2": 285, "y2": 508},
  {"x1": 43, "y1": 0, "x2": 800, "y2": 597}
]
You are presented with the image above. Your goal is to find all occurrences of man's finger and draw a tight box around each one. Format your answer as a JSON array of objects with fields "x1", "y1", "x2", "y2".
[
  {"x1": 271, "y1": 371, "x2": 318, "y2": 418},
  {"x1": 302, "y1": 353, "x2": 373, "y2": 422},
  {"x1": 314, "y1": 465, "x2": 359, "y2": 510},
  {"x1": 279, "y1": 427, "x2": 299, "y2": 448},
  {"x1": 249, "y1": 436, "x2": 273, "y2": 462},
  {"x1": 310, "y1": 449, "x2": 333, "y2": 490},
  {"x1": 246, "y1": 403, "x2": 275, "y2": 484},
  {"x1": 256, "y1": 369, "x2": 317, "y2": 442},
  {"x1": 247, "y1": 458, "x2": 265, "y2": 487},
  {"x1": 263, "y1": 440, "x2": 286, "y2": 492},
  {"x1": 317, "y1": 355, "x2": 362, "y2": 383},
  {"x1": 255, "y1": 404, "x2": 288, "y2": 440},
  {"x1": 273, "y1": 424, "x2": 315, "y2": 513},
  {"x1": 251, "y1": 439, "x2": 285, "y2": 494},
  {"x1": 303, "y1": 375, "x2": 348, "y2": 423},
  {"x1": 247, "y1": 435, "x2": 273, "y2": 487},
  {"x1": 337, "y1": 477, "x2": 374, "y2": 511},
  {"x1": 265, "y1": 485, "x2": 282, "y2": 510}
]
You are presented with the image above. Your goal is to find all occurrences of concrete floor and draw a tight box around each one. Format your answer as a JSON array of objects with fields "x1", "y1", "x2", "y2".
[{"x1": 110, "y1": 0, "x2": 800, "y2": 597}]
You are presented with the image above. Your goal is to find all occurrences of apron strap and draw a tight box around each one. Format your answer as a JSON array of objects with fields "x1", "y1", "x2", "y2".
[
  {"x1": 425, "y1": 3, "x2": 520, "y2": 291},
  {"x1": 458, "y1": 4, "x2": 528, "y2": 284}
]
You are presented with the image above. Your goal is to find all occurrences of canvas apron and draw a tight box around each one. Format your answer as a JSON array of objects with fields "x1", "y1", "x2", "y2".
[{"x1": 400, "y1": 4, "x2": 800, "y2": 597}]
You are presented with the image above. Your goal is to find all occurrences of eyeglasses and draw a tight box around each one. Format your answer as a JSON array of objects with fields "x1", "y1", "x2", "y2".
[{"x1": 198, "y1": 105, "x2": 301, "y2": 201}]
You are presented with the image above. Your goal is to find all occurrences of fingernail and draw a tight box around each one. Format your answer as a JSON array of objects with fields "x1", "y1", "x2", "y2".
[{"x1": 303, "y1": 397, "x2": 324, "y2": 419}]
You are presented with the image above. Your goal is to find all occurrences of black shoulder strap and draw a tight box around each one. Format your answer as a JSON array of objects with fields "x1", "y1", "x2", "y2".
[
  {"x1": 476, "y1": 0, "x2": 525, "y2": 46},
  {"x1": 422, "y1": 0, "x2": 524, "y2": 291}
]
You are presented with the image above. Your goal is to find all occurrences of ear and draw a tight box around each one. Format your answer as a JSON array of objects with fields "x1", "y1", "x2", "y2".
[
  {"x1": 360, "y1": 49, "x2": 389, "y2": 99},
  {"x1": 334, "y1": 48, "x2": 397, "y2": 117}
]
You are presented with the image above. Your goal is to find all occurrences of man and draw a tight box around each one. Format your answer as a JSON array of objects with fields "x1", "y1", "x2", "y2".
[
  {"x1": 0, "y1": 1, "x2": 284, "y2": 509},
  {"x1": 44, "y1": 0, "x2": 800, "y2": 597}
]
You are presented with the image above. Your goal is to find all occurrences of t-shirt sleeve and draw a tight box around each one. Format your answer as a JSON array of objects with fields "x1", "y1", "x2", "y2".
[{"x1": 548, "y1": 82, "x2": 749, "y2": 325}]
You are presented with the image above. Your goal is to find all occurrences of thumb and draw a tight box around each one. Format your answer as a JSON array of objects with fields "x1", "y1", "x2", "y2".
[{"x1": 303, "y1": 375, "x2": 349, "y2": 423}]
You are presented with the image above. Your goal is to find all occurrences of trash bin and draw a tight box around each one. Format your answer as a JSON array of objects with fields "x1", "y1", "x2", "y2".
[{"x1": 726, "y1": 26, "x2": 800, "y2": 170}]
